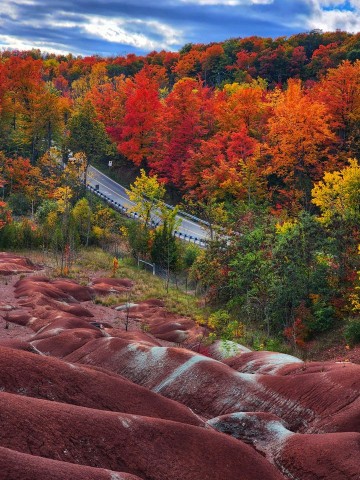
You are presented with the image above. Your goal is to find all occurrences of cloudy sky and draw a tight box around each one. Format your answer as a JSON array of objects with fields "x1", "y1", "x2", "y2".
[{"x1": 0, "y1": 0, "x2": 360, "y2": 56}]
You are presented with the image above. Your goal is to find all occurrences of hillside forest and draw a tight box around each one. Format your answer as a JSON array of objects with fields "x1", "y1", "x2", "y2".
[{"x1": 0, "y1": 30, "x2": 359, "y2": 350}]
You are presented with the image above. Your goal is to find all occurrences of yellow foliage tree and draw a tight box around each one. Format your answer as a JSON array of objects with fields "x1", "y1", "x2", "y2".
[
  {"x1": 312, "y1": 159, "x2": 360, "y2": 224},
  {"x1": 127, "y1": 169, "x2": 166, "y2": 228}
]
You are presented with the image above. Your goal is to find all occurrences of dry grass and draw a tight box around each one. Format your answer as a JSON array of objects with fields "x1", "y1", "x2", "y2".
[{"x1": 71, "y1": 248, "x2": 204, "y2": 319}]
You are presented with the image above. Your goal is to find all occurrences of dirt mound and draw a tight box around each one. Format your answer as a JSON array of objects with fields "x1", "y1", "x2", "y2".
[
  {"x1": 14, "y1": 277, "x2": 80, "y2": 303},
  {"x1": 61, "y1": 337, "x2": 360, "y2": 434},
  {"x1": 31, "y1": 328, "x2": 103, "y2": 356},
  {"x1": 205, "y1": 340, "x2": 251, "y2": 360},
  {"x1": 225, "y1": 350, "x2": 303, "y2": 374},
  {"x1": 0, "y1": 346, "x2": 202, "y2": 425},
  {"x1": 4, "y1": 311, "x2": 32, "y2": 326},
  {"x1": 0, "y1": 391, "x2": 283, "y2": 480},
  {"x1": 107, "y1": 329, "x2": 162, "y2": 346},
  {"x1": 13, "y1": 274, "x2": 138, "y2": 305},
  {"x1": 24, "y1": 294, "x2": 94, "y2": 317},
  {"x1": 0, "y1": 446, "x2": 143, "y2": 480},
  {"x1": 117, "y1": 299, "x2": 206, "y2": 345},
  {"x1": 51, "y1": 279, "x2": 95, "y2": 301},
  {"x1": 0, "y1": 338, "x2": 38, "y2": 352},
  {"x1": 207, "y1": 412, "x2": 360, "y2": 480},
  {"x1": 0, "y1": 302, "x2": 16, "y2": 311},
  {"x1": 92, "y1": 277, "x2": 134, "y2": 294},
  {"x1": 30, "y1": 317, "x2": 100, "y2": 340},
  {"x1": 0, "y1": 252, "x2": 41, "y2": 275}
]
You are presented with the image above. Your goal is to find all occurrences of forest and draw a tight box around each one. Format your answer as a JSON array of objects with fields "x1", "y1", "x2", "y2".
[{"x1": 0, "y1": 29, "x2": 359, "y2": 350}]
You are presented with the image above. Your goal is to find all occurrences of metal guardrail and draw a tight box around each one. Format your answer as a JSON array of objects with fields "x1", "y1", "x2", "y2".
[
  {"x1": 89, "y1": 165, "x2": 210, "y2": 227},
  {"x1": 86, "y1": 183, "x2": 208, "y2": 247}
]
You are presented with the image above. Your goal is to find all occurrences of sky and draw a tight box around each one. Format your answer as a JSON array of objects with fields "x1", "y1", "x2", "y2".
[{"x1": 0, "y1": 0, "x2": 360, "y2": 57}]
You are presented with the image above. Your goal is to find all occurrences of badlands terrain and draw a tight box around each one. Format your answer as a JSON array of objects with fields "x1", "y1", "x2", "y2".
[{"x1": 0, "y1": 252, "x2": 359, "y2": 480}]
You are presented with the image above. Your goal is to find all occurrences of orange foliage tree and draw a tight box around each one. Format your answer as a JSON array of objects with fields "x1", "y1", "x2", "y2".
[
  {"x1": 265, "y1": 79, "x2": 335, "y2": 211},
  {"x1": 315, "y1": 60, "x2": 360, "y2": 159}
]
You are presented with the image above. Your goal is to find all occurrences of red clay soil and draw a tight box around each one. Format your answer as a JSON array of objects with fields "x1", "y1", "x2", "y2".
[
  {"x1": 14, "y1": 276, "x2": 90, "y2": 302},
  {"x1": 224, "y1": 350, "x2": 304, "y2": 374},
  {"x1": 91, "y1": 277, "x2": 134, "y2": 294},
  {"x1": 13, "y1": 274, "x2": 133, "y2": 303},
  {"x1": 279, "y1": 431, "x2": 360, "y2": 480},
  {"x1": 0, "y1": 252, "x2": 42, "y2": 275},
  {"x1": 116, "y1": 299, "x2": 206, "y2": 345},
  {"x1": 62, "y1": 337, "x2": 360, "y2": 434},
  {"x1": 0, "y1": 338, "x2": 38, "y2": 352},
  {"x1": 31, "y1": 328, "x2": 104, "y2": 356},
  {"x1": 206, "y1": 412, "x2": 360, "y2": 480},
  {"x1": 0, "y1": 391, "x2": 284, "y2": 480},
  {"x1": 0, "y1": 446, "x2": 143, "y2": 480},
  {"x1": 1, "y1": 253, "x2": 359, "y2": 479},
  {"x1": 0, "y1": 346, "x2": 202, "y2": 425}
]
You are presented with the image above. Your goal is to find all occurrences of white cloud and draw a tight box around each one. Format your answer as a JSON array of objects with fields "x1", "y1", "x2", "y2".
[
  {"x1": 305, "y1": 0, "x2": 360, "y2": 32},
  {"x1": 308, "y1": 9, "x2": 360, "y2": 31},
  {"x1": 0, "y1": 34, "x2": 82, "y2": 55},
  {"x1": 0, "y1": 5, "x2": 184, "y2": 54},
  {"x1": 82, "y1": 15, "x2": 183, "y2": 50},
  {"x1": 0, "y1": 0, "x2": 18, "y2": 18}
]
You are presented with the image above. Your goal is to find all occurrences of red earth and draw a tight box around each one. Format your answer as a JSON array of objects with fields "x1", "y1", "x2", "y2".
[{"x1": 0, "y1": 252, "x2": 359, "y2": 479}]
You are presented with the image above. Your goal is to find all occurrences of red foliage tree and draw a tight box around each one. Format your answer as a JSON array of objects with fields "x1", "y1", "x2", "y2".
[
  {"x1": 117, "y1": 66, "x2": 163, "y2": 167},
  {"x1": 153, "y1": 77, "x2": 215, "y2": 187}
]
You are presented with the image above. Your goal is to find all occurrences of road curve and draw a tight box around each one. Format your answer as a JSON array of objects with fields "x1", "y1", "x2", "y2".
[{"x1": 87, "y1": 165, "x2": 210, "y2": 246}]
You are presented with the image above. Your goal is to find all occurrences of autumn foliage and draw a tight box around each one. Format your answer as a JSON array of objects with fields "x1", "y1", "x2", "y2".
[{"x1": 0, "y1": 31, "x2": 360, "y2": 345}]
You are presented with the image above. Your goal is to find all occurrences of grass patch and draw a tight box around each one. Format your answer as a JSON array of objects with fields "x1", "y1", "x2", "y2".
[
  {"x1": 45, "y1": 248, "x2": 205, "y2": 320},
  {"x1": 77, "y1": 248, "x2": 115, "y2": 271},
  {"x1": 93, "y1": 294, "x2": 126, "y2": 307}
]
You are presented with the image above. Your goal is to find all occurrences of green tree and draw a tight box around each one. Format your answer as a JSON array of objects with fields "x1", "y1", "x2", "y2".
[
  {"x1": 151, "y1": 205, "x2": 181, "y2": 289},
  {"x1": 270, "y1": 213, "x2": 335, "y2": 336},
  {"x1": 67, "y1": 100, "x2": 111, "y2": 167},
  {"x1": 72, "y1": 197, "x2": 92, "y2": 246},
  {"x1": 63, "y1": 152, "x2": 88, "y2": 199}
]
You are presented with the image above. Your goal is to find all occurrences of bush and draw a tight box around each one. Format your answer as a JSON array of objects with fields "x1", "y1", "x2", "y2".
[
  {"x1": 35, "y1": 200, "x2": 58, "y2": 224},
  {"x1": 0, "y1": 220, "x2": 41, "y2": 249},
  {"x1": 208, "y1": 309, "x2": 245, "y2": 340},
  {"x1": 307, "y1": 302, "x2": 335, "y2": 335},
  {"x1": 7, "y1": 193, "x2": 31, "y2": 215},
  {"x1": 182, "y1": 243, "x2": 201, "y2": 270},
  {"x1": 126, "y1": 222, "x2": 150, "y2": 259},
  {"x1": 344, "y1": 319, "x2": 360, "y2": 346}
]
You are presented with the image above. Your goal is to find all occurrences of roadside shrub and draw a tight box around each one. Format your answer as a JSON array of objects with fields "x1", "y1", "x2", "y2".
[{"x1": 182, "y1": 242, "x2": 201, "y2": 270}]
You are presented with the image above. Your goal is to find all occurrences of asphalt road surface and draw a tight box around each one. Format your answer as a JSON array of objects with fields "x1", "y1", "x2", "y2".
[{"x1": 87, "y1": 165, "x2": 210, "y2": 246}]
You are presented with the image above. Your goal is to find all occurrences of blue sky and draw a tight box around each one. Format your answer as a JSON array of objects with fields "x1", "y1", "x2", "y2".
[{"x1": 0, "y1": 1, "x2": 359, "y2": 56}]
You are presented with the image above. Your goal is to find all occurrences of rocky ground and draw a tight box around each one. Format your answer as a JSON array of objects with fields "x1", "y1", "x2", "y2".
[{"x1": 0, "y1": 252, "x2": 359, "y2": 480}]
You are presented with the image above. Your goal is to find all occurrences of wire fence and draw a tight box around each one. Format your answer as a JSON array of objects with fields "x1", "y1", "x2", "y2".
[{"x1": 101, "y1": 241, "x2": 197, "y2": 293}]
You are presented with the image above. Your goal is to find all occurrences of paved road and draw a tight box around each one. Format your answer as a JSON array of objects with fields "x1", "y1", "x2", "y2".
[{"x1": 87, "y1": 165, "x2": 210, "y2": 246}]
